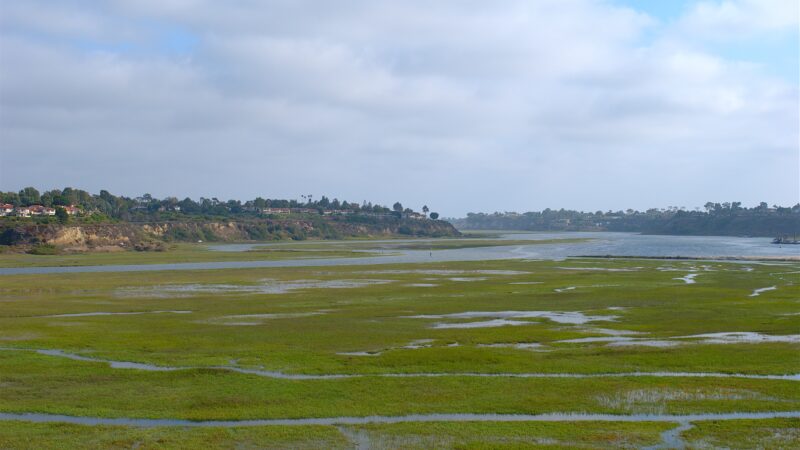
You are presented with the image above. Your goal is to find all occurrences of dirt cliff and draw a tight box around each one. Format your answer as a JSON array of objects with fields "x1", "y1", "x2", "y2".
[{"x1": 0, "y1": 217, "x2": 460, "y2": 251}]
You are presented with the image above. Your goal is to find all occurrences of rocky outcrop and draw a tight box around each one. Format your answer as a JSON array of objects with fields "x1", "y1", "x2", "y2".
[{"x1": 0, "y1": 217, "x2": 460, "y2": 251}]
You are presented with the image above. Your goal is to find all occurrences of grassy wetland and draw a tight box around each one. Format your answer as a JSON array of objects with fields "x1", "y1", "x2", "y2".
[
  {"x1": 0, "y1": 237, "x2": 798, "y2": 448},
  {"x1": 0, "y1": 237, "x2": 584, "y2": 268}
]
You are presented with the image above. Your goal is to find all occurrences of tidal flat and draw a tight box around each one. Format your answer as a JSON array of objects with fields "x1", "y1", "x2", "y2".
[
  {"x1": 0, "y1": 237, "x2": 583, "y2": 269},
  {"x1": 0, "y1": 238, "x2": 798, "y2": 448}
]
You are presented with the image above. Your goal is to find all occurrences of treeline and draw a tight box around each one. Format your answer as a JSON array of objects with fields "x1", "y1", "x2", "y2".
[
  {"x1": 454, "y1": 202, "x2": 800, "y2": 237},
  {"x1": 0, "y1": 187, "x2": 437, "y2": 222}
]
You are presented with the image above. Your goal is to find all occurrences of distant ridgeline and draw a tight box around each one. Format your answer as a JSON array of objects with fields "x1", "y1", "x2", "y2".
[
  {"x1": 0, "y1": 187, "x2": 457, "y2": 249},
  {"x1": 453, "y1": 202, "x2": 800, "y2": 238}
]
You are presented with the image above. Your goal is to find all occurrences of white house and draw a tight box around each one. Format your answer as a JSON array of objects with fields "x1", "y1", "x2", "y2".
[{"x1": 28, "y1": 205, "x2": 56, "y2": 216}]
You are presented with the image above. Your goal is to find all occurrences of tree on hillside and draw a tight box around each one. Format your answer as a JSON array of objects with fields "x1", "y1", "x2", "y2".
[
  {"x1": 422, "y1": 205, "x2": 429, "y2": 216},
  {"x1": 19, "y1": 187, "x2": 40, "y2": 205},
  {"x1": 430, "y1": 212, "x2": 439, "y2": 220},
  {"x1": 393, "y1": 202, "x2": 403, "y2": 213},
  {"x1": 0, "y1": 191, "x2": 20, "y2": 205},
  {"x1": 55, "y1": 207, "x2": 69, "y2": 224}
]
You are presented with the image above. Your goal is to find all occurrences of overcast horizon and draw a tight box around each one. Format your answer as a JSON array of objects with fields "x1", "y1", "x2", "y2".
[{"x1": 1, "y1": 0, "x2": 798, "y2": 217}]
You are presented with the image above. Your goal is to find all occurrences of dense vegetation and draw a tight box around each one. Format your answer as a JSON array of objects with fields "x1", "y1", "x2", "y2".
[
  {"x1": 0, "y1": 187, "x2": 438, "y2": 222},
  {"x1": 454, "y1": 202, "x2": 800, "y2": 237},
  {"x1": 0, "y1": 188, "x2": 455, "y2": 249}
]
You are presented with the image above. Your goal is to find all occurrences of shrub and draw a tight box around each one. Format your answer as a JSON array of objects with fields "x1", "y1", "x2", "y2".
[{"x1": 27, "y1": 244, "x2": 60, "y2": 255}]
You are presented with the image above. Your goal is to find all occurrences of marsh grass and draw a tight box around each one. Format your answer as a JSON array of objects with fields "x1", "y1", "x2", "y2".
[
  {"x1": 0, "y1": 237, "x2": 586, "y2": 268},
  {"x1": 0, "y1": 422, "x2": 350, "y2": 450},
  {"x1": 0, "y1": 251, "x2": 798, "y2": 445},
  {"x1": 684, "y1": 418, "x2": 800, "y2": 449},
  {"x1": 0, "y1": 244, "x2": 373, "y2": 268},
  {"x1": 343, "y1": 421, "x2": 673, "y2": 449}
]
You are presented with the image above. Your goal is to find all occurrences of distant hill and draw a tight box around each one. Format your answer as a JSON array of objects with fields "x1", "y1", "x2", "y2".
[
  {"x1": 452, "y1": 203, "x2": 800, "y2": 238},
  {"x1": 0, "y1": 187, "x2": 458, "y2": 251}
]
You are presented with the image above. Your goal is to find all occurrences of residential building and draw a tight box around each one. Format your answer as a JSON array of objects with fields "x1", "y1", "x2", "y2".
[{"x1": 28, "y1": 205, "x2": 56, "y2": 216}]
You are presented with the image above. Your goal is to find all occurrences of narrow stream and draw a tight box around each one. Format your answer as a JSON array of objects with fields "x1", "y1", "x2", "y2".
[
  {"x1": 0, "y1": 411, "x2": 797, "y2": 427},
  {"x1": 643, "y1": 421, "x2": 694, "y2": 450},
  {"x1": 2, "y1": 348, "x2": 798, "y2": 381}
]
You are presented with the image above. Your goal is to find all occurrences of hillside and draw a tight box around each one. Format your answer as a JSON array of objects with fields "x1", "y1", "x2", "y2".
[
  {"x1": 0, "y1": 216, "x2": 460, "y2": 252},
  {"x1": 453, "y1": 203, "x2": 800, "y2": 238}
]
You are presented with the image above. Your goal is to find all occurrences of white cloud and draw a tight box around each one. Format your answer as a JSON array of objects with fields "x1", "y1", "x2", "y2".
[
  {"x1": 0, "y1": 0, "x2": 797, "y2": 214},
  {"x1": 678, "y1": 0, "x2": 799, "y2": 39}
]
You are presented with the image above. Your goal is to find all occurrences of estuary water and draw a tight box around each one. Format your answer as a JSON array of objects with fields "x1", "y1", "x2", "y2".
[{"x1": 1, "y1": 232, "x2": 797, "y2": 275}]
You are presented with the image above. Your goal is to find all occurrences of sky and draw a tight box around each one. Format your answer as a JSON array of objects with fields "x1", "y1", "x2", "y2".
[{"x1": 0, "y1": 0, "x2": 798, "y2": 216}]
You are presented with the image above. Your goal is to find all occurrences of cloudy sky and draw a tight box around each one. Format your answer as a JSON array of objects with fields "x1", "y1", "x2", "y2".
[{"x1": 0, "y1": 0, "x2": 797, "y2": 216}]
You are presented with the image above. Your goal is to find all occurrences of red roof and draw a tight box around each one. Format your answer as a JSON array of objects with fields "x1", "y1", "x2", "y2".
[{"x1": 27, "y1": 205, "x2": 55, "y2": 213}]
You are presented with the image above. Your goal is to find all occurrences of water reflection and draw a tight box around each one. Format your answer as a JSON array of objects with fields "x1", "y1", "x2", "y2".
[{"x1": 1, "y1": 232, "x2": 797, "y2": 275}]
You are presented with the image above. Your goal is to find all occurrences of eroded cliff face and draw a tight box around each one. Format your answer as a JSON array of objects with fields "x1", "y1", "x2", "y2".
[
  {"x1": 0, "y1": 223, "x2": 144, "y2": 251},
  {"x1": 46, "y1": 227, "x2": 86, "y2": 247},
  {"x1": 0, "y1": 217, "x2": 460, "y2": 251}
]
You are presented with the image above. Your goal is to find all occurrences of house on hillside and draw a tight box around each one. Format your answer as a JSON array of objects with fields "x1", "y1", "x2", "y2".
[
  {"x1": 320, "y1": 209, "x2": 351, "y2": 216},
  {"x1": 63, "y1": 205, "x2": 81, "y2": 215},
  {"x1": 262, "y1": 207, "x2": 291, "y2": 214},
  {"x1": 290, "y1": 208, "x2": 319, "y2": 214},
  {"x1": 14, "y1": 206, "x2": 31, "y2": 217},
  {"x1": 357, "y1": 212, "x2": 394, "y2": 218},
  {"x1": 0, "y1": 204, "x2": 13, "y2": 216},
  {"x1": 28, "y1": 205, "x2": 56, "y2": 216}
]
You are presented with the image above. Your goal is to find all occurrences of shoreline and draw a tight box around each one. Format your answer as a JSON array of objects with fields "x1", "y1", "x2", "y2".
[{"x1": 576, "y1": 255, "x2": 800, "y2": 262}]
